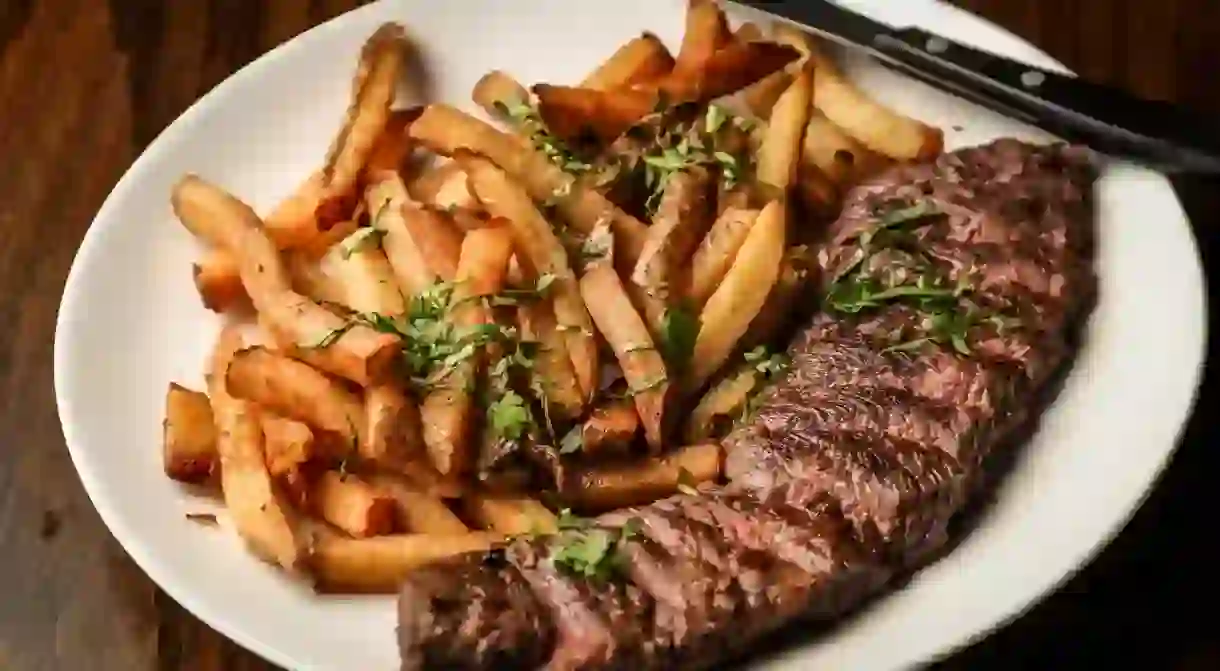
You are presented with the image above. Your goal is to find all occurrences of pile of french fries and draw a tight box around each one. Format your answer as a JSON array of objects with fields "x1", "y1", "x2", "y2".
[{"x1": 162, "y1": 1, "x2": 943, "y2": 594}]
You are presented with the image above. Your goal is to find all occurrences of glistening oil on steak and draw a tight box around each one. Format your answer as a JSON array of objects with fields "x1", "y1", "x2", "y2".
[{"x1": 397, "y1": 140, "x2": 1099, "y2": 670}]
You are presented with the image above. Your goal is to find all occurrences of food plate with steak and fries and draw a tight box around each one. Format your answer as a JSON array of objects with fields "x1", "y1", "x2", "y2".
[{"x1": 54, "y1": 0, "x2": 1205, "y2": 669}]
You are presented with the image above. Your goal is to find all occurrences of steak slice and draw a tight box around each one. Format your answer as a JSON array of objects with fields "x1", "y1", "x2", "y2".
[{"x1": 397, "y1": 550, "x2": 554, "y2": 670}]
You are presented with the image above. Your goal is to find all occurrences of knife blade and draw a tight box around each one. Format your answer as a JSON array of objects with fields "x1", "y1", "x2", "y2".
[{"x1": 729, "y1": 0, "x2": 1220, "y2": 174}]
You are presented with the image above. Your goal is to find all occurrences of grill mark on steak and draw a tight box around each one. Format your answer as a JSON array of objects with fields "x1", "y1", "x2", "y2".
[
  {"x1": 509, "y1": 537, "x2": 659, "y2": 671},
  {"x1": 397, "y1": 550, "x2": 555, "y2": 670}
]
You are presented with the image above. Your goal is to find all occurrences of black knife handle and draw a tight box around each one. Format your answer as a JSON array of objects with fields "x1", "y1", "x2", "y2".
[{"x1": 872, "y1": 28, "x2": 1220, "y2": 174}]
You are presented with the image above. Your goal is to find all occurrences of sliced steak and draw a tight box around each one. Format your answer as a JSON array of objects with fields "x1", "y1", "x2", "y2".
[
  {"x1": 397, "y1": 550, "x2": 554, "y2": 670},
  {"x1": 397, "y1": 140, "x2": 1099, "y2": 671}
]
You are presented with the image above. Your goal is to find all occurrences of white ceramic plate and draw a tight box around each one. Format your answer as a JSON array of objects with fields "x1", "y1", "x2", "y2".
[{"x1": 54, "y1": 0, "x2": 1207, "y2": 669}]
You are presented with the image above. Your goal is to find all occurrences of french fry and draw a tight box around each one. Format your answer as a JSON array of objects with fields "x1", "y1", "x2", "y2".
[
  {"x1": 686, "y1": 365, "x2": 762, "y2": 442},
  {"x1": 421, "y1": 225, "x2": 514, "y2": 477},
  {"x1": 740, "y1": 246, "x2": 815, "y2": 351},
  {"x1": 580, "y1": 33, "x2": 674, "y2": 90},
  {"x1": 687, "y1": 206, "x2": 760, "y2": 309},
  {"x1": 263, "y1": 171, "x2": 328, "y2": 250},
  {"x1": 408, "y1": 161, "x2": 481, "y2": 212},
  {"x1": 172, "y1": 175, "x2": 401, "y2": 386},
  {"x1": 689, "y1": 199, "x2": 785, "y2": 392},
  {"x1": 577, "y1": 398, "x2": 640, "y2": 456},
  {"x1": 318, "y1": 24, "x2": 407, "y2": 228},
  {"x1": 192, "y1": 249, "x2": 250, "y2": 313},
  {"x1": 365, "y1": 472, "x2": 469, "y2": 535},
  {"x1": 563, "y1": 443, "x2": 722, "y2": 512},
  {"x1": 516, "y1": 298, "x2": 584, "y2": 422},
  {"x1": 579, "y1": 224, "x2": 667, "y2": 451},
  {"x1": 674, "y1": 0, "x2": 733, "y2": 76},
  {"x1": 225, "y1": 346, "x2": 363, "y2": 461},
  {"x1": 643, "y1": 40, "x2": 801, "y2": 106},
  {"x1": 756, "y1": 65, "x2": 813, "y2": 193},
  {"x1": 461, "y1": 494, "x2": 559, "y2": 536},
  {"x1": 261, "y1": 414, "x2": 315, "y2": 507},
  {"x1": 408, "y1": 104, "x2": 648, "y2": 274},
  {"x1": 207, "y1": 325, "x2": 308, "y2": 571},
  {"x1": 282, "y1": 250, "x2": 344, "y2": 304},
  {"x1": 312, "y1": 471, "x2": 397, "y2": 538},
  {"x1": 365, "y1": 175, "x2": 438, "y2": 297},
  {"x1": 532, "y1": 84, "x2": 655, "y2": 145},
  {"x1": 364, "y1": 382, "x2": 424, "y2": 470},
  {"x1": 631, "y1": 167, "x2": 717, "y2": 328},
  {"x1": 800, "y1": 110, "x2": 891, "y2": 188},
  {"x1": 739, "y1": 69, "x2": 793, "y2": 120},
  {"x1": 365, "y1": 107, "x2": 423, "y2": 178},
  {"x1": 311, "y1": 530, "x2": 499, "y2": 593},
  {"x1": 473, "y1": 70, "x2": 531, "y2": 120},
  {"x1": 162, "y1": 382, "x2": 218, "y2": 484},
  {"x1": 318, "y1": 227, "x2": 408, "y2": 315},
  {"x1": 400, "y1": 205, "x2": 465, "y2": 281},
  {"x1": 462, "y1": 156, "x2": 599, "y2": 403},
  {"x1": 261, "y1": 415, "x2": 315, "y2": 475},
  {"x1": 805, "y1": 39, "x2": 943, "y2": 161}
]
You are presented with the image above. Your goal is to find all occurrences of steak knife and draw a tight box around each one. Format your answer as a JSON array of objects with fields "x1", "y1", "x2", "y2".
[{"x1": 729, "y1": 0, "x2": 1220, "y2": 174}]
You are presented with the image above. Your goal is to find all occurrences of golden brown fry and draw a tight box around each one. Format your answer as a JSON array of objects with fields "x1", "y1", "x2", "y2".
[
  {"x1": 740, "y1": 246, "x2": 815, "y2": 351},
  {"x1": 800, "y1": 110, "x2": 891, "y2": 188},
  {"x1": 806, "y1": 39, "x2": 943, "y2": 161},
  {"x1": 320, "y1": 23, "x2": 407, "y2": 224},
  {"x1": 578, "y1": 398, "x2": 640, "y2": 456},
  {"x1": 263, "y1": 171, "x2": 328, "y2": 250},
  {"x1": 532, "y1": 84, "x2": 656, "y2": 146},
  {"x1": 472, "y1": 70, "x2": 531, "y2": 120},
  {"x1": 225, "y1": 346, "x2": 363, "y2": 461},
  {"x1": 687, "y1": 207, "x2": 760, "y2": 309},
  {"x1": 192, "y1": 249, "x2": 250, "y2": 314},
  {"x1": 364, "y1": 383, "x2": 425, "y2": 470},
  {"x1": 631, "y1": 168, "x2": 717, "y2": 329},
  {"x1": 686, "y1": 365, "x2": 762, "y2": 442},
  {"x1": 516, "y1": 298, "x2": 584, "y2": 422},
  {"x1": 408, "y1": 161, "x2": 482, "y2": 213},
  {"x1": 319, "y1": 227, "x2": 408, "y2": 315},
  {"x1": 690, "y1": 199, "x2": 786, "y2": 392},
  {"x1": 579, "y1": 224, "x2": 667, "y2": 451},
  {"x1": 644, "y1": 40, "x2": 801, "y2": 105},
  {"x1": 312, "y1": 471, "x2": 397, "y2": 538},
  {"x1": 163, "y1": 382, "x2": 218, "y2": 484},
  {"x1": 580, "y1": 32, "x2": 674, "y2": 90},
  {"x1": 365, "y1": 175, "x2": 437, "y2": 297},
  {"x1": 365, "y1": 107, "x2": 423, "y2": 178},
  {"x1": 400, "y1": 205, "x2": 465, "y2": 281},
  {"x1": 408, "y1": 104, "x2": 648, "y2": 274},
  {"x1": 261, "y1": 414, "x2": 315, "y2": 508},
  {"x1": 674, "y1": 0, "x2": 733, "y2": 76},
  {"x1": 261, "y1": 415, "x2": 315, "y2": 476},
  {"x1": 461, "y1": 494, "x2": 558, "y2": 536},
  {"x1": 365, "y1": 472, "x2": 469, "y2": 535},
  {"x1": 462, "y1": 156, "x2": 599, "y2": 403},
  {"x1": 208, "y1": 325, "x2": 308, "y2": 571},
  {"x1": 283, "y1": 250, "x2": 344, "y2": 304},
  {"x1": 756, "y1": 65, "x2": 813, "y2": 193},
  {"x1": 563, "y1": 443, "x2": 722, "y2": 512},
  {"x1": 310, "y1": 531, "x2": 499, "y2": 593},
  {"x1": 740, "y1": 69, "x2": 793, "y2": 119},
  {"x1": 421, "y1": 225, "x2": 513, "y2": 477},
  {"x1": 172, "y1": 175, "x2": 400, "y2": 386}
]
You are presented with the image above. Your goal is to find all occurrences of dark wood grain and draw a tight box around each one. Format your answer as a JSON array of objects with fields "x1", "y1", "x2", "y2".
[{"x1": 0, "y1": 1, "x2": 1215, "y2": 669}]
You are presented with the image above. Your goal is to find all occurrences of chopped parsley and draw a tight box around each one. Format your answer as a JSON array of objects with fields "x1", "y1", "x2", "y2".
[
  {"x1": 559, "y1": 425, "x2": 584, "y2": 455},
  {"x1": 824, "y1": 201, "x2": 1016, "y2": 355},
  {"x1": 494, "y1": 97, "x2": 592, "y2": 175},
  {"x1": 744, "y1": 346, "x2": 789, "y2": 378},
  {"x1": 487, "y1": 390, "x2": 530, "y2": 441},
  {"x1": 550, "y1": 517, "x2": 642, "y2": 581},
  {"x1": 658, "y1": 304, "x2": 701, "y2": 374}
]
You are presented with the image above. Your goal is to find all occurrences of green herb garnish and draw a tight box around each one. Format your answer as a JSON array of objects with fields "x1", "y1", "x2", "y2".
[
  {"x1": 559, "y1": 426, "x2": 584, "y2": 455},
  {"x1": 551, "y1": 516, "x2": 641, "y2": 581},
  {"x1": 658, "y1": 305, "x2": 701, "y2": 374},
  {"x1": 494, "y1": 97, "x2": 592, "y2": 175}
]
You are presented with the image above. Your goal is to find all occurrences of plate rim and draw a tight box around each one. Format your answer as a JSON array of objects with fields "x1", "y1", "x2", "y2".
[{"x1": 52, "y1": 1, "x2": 1209, "y2": 669}]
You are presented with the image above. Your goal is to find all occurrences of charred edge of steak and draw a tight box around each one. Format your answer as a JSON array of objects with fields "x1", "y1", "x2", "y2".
[{"x1": 397, "y1": 550, "x2": 555, "y2": 671}]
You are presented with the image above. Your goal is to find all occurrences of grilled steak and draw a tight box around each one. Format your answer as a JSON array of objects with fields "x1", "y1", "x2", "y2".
[{"x1": 398, "y1": 140, "x2": 1099, "y2": 669}]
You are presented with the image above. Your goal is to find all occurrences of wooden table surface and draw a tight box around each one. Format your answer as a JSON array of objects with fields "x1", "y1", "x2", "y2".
[{"x1": 2, "y1": 0, "x2": 1217, "y2": 669}]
